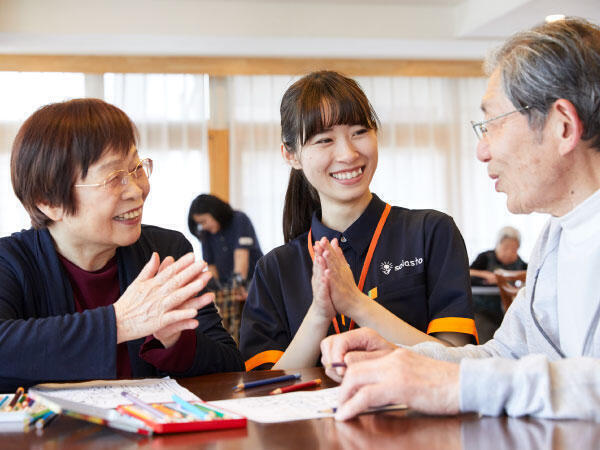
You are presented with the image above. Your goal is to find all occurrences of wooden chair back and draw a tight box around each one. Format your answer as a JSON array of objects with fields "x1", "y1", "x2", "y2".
[{"x1": 494, "y1": 269, "x2": 527, "y2": 312}]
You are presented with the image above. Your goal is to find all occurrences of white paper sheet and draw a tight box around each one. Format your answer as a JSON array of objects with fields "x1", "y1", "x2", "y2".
[
  {"x1": 209, "y1": 387, "x2": 341, "y2": 423},
  {"x1": 210, "y1": 387, "x2": 405, "y2": 423},
  {"x1": 29, "y1": 377, "x2": 200, "y2": 409}
]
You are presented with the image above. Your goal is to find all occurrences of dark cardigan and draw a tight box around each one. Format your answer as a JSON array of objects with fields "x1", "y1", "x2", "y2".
[{"x1": 0, "y1": 225, "x2": 243, "y2": 391}]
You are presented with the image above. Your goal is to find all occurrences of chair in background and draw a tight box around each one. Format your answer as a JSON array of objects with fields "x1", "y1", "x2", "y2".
[
  {"x1": 214, "y1": 286, "x2": 247, "y2": 344},
  {"x1": 494, "y1": 269, "x2": 527, "y2": 312}
]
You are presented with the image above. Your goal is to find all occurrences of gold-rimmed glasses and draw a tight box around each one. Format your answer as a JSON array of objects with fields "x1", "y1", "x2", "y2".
[
  {"x1": 471, "y1": 106, "x2": 531, "y2": 140},
  {"x1": 74, "y1": 158, "x2": 153, "y2": 191}
]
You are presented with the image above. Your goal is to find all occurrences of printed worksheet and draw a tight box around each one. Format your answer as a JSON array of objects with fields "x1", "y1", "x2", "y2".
[
  {"x1": 209, "y1": 387, "x2": 405, "y2": 423},
  {"x1": 29, "y1": 377, "x2": 199, "y2": 409}
]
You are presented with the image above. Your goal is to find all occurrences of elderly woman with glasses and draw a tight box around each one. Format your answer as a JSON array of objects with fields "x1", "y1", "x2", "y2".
[{"x1": 0, "y1": 98, "x2": 243, "y2": 391}]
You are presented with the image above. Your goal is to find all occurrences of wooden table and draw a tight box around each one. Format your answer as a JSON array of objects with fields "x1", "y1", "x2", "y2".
[{"x1": 5, "y1": 367, "x2": 600, "y2": 449}]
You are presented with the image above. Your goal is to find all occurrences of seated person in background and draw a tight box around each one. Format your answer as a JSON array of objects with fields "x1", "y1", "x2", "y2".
[
  {"x1": 470, "y1": 226, "x2": 527, "y2": 286},
  {"x1": 470, "y1": 226, "x2": 527, "y2": 342},
  {"x1": 188, "y1": 194, "x2": 263, "y2": 289},
  {"x1": 240, "y1": 70, "x2": 476, "y2": 372},
  {"x1": 320, "y1": 18, "x2": 600, "y2": 422},
  {"x1": 0, "y1": 98, "x2": 243, "y2": 391}
]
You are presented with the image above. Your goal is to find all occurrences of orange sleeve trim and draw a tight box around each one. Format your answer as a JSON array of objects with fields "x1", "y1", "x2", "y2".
[
  {"x1": 244, "y1": 350, "x2": 284, "y2": 371},
  {"x1": 427, "y1": 317, "x2": 479, "y2": 344}
]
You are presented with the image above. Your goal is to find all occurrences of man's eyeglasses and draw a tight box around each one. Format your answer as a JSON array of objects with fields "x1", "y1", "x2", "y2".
[
  {"x1": 75, "y1": 158, "x2": 153, "y2": 191},
  {"x1": 471, "y1": 106, "x2": 531, "y2": 140}
]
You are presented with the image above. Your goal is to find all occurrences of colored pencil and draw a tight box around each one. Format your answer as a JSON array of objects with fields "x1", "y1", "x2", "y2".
[
  {"x1": 325, "y1": 362, "x2": 347, "y2": 369},
  {"x1": 152, "y1": 403, "x2": 185, "y2": 419},
  {"x1": 171, "y1": 394, "x2": 210, "y2": 420},
  {"x1": 28, "y1": 408, "x2": 52, "y2": 426},
  {"x1": 7, "y1": 387, "x2": 24, "y2": 410},
  {"x1": 0, "y1": 395, "x2": 8, "y2": 408},
  {"x1": 193, "y1": 403, "x2": 227, "y2": 418},
  {"x1": 319, "y1": 407, "x2": 337, "y2": 414},
  {"x1": 233, "y1": 373, "x2": 301, "y2": 391},
  {"x1": 270, "y1": 378, "x2": 322, "y2": 395},
  {"x1": 29, "y1": 391, "x2": 152, "y2": 436},
  {"x1": 35, "y1": 412, "x2": 58, "y2": 430},
  {"x1": 121, "y1": 391, "x2": 167, "y2": 421}
]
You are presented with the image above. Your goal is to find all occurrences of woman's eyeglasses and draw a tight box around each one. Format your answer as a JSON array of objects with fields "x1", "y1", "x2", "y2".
[{"x1": 75, "y1": 158, "x2": 153, "y2": 192}]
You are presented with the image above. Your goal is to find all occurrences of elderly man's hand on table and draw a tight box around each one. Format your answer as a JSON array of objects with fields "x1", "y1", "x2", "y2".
[{"x1": 321, "y1": 327, "x2": 461, "y2": 420}]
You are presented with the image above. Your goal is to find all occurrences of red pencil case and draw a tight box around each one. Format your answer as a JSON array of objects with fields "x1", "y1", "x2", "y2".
[{"x1": 116, "y1": 401, "x2": 246, "y2": 434}]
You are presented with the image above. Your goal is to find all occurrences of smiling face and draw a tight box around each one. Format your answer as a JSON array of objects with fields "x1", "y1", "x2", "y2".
[
  {"x1": 476, "y1": 69, "x2": 567, "y2": 215},
  {"x1": 287, "y1": 124, "x2": 378, "y2": 211},
  {"x1": 48, "y1": 146, "x2": 150, "y2": 260}
]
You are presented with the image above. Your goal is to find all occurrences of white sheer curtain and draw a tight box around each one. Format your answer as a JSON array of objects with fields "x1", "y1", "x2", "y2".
[
  {"x1": 104, "y1": 74, "x2": 210, "y2": 256},
  {"x1": 227, "y1": 75, "x2": 547, "y2": 261},
  {"x1": 228, "y1": 75, "x2": 298, "y2": 254},
  {"x1": 0, "y1": 72, "x2": 210, "y2": 258},
  {"x1": 0, "y1": 72, "x2": 87, "y2": 237}
]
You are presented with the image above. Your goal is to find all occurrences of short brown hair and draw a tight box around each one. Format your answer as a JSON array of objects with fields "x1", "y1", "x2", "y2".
[{"x1": 11, "y1": 98, "x2": 138, "y2": 229}]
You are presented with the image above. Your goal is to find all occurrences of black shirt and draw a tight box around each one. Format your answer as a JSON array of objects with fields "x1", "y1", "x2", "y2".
[
  {"x1": 240, "y1": 194, "x2": 476, "y2": 370},
  {"x1": 202, "y1": 211, "x2": 263, "y2": 285},
  {"x1": 470, "y1": 250, "x2": 527, "y2": 286}
]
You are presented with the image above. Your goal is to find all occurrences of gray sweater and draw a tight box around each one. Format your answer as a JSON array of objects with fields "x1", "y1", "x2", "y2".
[{"x1": 411, "y1": 215, "x2": 600, "y2": 420}]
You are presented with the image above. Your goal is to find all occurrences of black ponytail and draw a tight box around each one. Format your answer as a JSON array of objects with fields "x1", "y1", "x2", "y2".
[{"x1": 282, "y1": 169, "x2": 320, "y2": 243}]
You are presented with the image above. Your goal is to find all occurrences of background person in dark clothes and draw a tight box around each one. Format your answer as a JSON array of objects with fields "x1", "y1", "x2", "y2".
[
  {"x1": 188, "y1": 194, "x2": 263, "y2": 289},
  {"x1": 470, "y1": 226, "x2": 527, "y2": 342}
]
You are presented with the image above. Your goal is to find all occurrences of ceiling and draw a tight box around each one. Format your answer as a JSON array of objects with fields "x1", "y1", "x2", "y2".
[{"x1": 0, "y1": 0, "x2": 597, "y2": 59}]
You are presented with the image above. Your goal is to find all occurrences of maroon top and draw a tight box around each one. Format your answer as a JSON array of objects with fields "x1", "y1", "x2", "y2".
[{"x1": 58, "y1": 254, "x2": 197, "y2": 377}]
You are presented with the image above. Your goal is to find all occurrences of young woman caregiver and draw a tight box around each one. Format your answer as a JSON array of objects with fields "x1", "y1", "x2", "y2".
[{"x1": 240, "y1": 71, "x2": 476, "y2": 371}]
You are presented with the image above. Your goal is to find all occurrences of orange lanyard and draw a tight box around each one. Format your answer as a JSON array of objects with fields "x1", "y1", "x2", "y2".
[{"x1": 307, "y1": 203, "x2": 391, "y2": 333}]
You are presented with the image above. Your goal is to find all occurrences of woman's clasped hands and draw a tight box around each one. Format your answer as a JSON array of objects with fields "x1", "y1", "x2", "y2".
[{"x1": 310, "y1": 237, "x2": 372, "y2": 324}]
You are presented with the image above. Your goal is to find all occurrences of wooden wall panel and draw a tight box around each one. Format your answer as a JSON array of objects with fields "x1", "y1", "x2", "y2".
[
  {"x1": 208, "y1": 129, "x2": 229, "y2": 201},
  {"x1": 0, "y1": 55, "x2": 484, "y2": 77}
]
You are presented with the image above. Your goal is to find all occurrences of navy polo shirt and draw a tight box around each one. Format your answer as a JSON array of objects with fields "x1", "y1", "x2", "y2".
[
  {"x1": 201, "y1": 211, "x2": 263, "y2": 285},
  {"x1": 240, "y1": 194, "x2": 476, "y2": 371}
]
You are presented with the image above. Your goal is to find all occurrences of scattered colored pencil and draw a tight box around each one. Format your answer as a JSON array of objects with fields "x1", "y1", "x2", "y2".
[
  {"x1": 318, "y1": 407, "x2": 337, "y2": 414},
  {"x1": 270, "y1": 378, "x2": 322, "y2": 395},
  {"x1": 121, "y1": 391, "x2": 167, "y2": 421},
  {"x1": 28, "y1": 408, "x2": 52, "y2": 426},
  {"x1": 7, "y1": 387, "x2": 24, "y2": 410},
  {"x1": 0, "y1": 395, "x2": 8, "y2": 409},
  {"x1": 35, "y1": 412, "x2": 58, "y2": 430},
  {"x1": 325, "y1": 362, "x2": 347, "y2": 369},
  {"x1": 233, "y1": 373, "x2": 301, "y2": 392}
]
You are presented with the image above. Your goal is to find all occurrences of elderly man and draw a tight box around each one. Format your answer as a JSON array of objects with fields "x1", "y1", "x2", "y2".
[{"x1": 320, "y1": 17, "x2": 600, "y2": 421}]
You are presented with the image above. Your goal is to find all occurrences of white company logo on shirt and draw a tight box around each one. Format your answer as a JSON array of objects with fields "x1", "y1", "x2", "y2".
[
  {"x1": 238, "y1": 236, "x2": 254, "y2": 246},
  {"x1": 379, "y1": 257, "x2": 424, "y2": 275}
]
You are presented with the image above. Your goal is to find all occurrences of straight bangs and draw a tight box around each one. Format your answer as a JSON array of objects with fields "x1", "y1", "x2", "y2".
[{"x1": 297, "y1": 79, "x2": 379, "y2": 147}]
